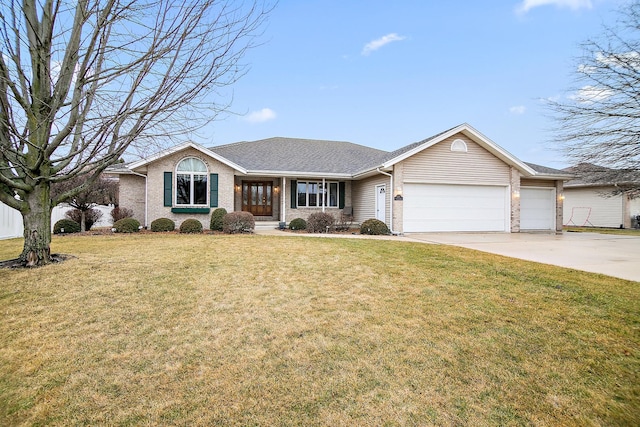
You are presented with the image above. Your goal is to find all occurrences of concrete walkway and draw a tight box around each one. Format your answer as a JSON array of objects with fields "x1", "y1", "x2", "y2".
[
  {"x1": 405, "y1": 232, "x2": 640, "y2": 282},
  {"x1": 255, "y1": 227, "x2": 640, "y2": 282}
]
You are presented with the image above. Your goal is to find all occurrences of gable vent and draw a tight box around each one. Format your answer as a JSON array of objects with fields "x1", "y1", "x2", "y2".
[{"x1": 451, "y1": 139, "x2": 468, "y2": 152}]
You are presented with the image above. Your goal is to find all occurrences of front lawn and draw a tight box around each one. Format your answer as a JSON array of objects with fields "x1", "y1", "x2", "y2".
[{"x1": 0, "y1": 234, "x2": 637, "y2": 425}]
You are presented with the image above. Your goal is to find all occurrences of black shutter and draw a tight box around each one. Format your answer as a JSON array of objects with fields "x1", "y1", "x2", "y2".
[
  {"x1": 290, "y1": 180, "x2": 297, "y2": 209},
  {"x1": 339, "y1": 182, "x2": 345, "y2": 209},
  {"x1": 163, "y1": 172, "x2": 172, "y2": 207},
  {"x1": 210, "y1": 173, "x2": 218, "y2": 207}
]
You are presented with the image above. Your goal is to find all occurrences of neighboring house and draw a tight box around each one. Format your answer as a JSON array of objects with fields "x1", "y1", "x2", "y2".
[
  {"x1": 563, "y1": 164, "x2": 640, "y2": 229},
  {"x1": 109, "y1": 123, "x2": 571, "y2": 234}
]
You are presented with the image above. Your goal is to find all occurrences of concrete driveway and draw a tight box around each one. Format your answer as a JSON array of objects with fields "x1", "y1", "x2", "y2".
[{"x1": 405, "y1": 232, "x2": 640, "y2": 282}]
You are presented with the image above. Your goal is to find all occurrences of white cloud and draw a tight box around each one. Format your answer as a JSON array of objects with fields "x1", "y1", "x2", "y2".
[
  {"x1": 515, "y1": 0, "x2": 592, "y2": 14},
  {"x1": 569, "y1": 85, "x2": 614, "y2": 103},
  {"x1": 243, "y1": 108, "x2": 276, "y2": 124},
  {"x1": 509, "y1": 105, "x2": 527, "y2": 114},
  {"x1": 361, "y1": 33, "x2": 406, "y2": 56}
]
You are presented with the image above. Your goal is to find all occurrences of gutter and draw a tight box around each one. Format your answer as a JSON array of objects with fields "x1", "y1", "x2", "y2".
[
  {"x1": 376, "y1": 167, "x2": 398, "y2": 235},
  {"x1": 129, "y1": 170, "x2": 148, "y2": 227}
]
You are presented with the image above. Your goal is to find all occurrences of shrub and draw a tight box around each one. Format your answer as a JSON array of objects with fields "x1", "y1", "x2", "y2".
[
  {"x1": 150, "y1": 217, "x2": 175, "y2": 232},
  {"x1": 111, "y1": 207, "x2": 133, "y2": 222},
  {"x1": 53, "y1": 219, "x2": 80, "y2": 234},
  {"x1": 113, "y1": 217, "x2": 140, "y2": 233},
  {"x1": 65, "y1": 208, "x2": 102, "y2": 230},
  {"x1": 179, "y1": 218, "x2": 203, "y2": 234},
  {"x1": 210, "y1": 208, "x2": 227, "y2": 231},
  {"x1": 307, "y1": 212, "x2": 335, "y2": 233},
  {"x1": 222, "y1": 211, "x2": 255, "y2": 234},
  {"x1": 288, "y1": 218, "x2": 307, "y2": 231},
  {"x1": 360, "y1": 218, "x2": 390, "y2": 235}
]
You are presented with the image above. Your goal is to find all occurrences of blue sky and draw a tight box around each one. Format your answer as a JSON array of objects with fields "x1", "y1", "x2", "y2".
[{"x1": 194, "y1": 0, "x2": 624, "y2": 169}]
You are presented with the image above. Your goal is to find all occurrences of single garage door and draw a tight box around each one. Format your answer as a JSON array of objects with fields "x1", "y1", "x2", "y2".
[
  {"x1": 403, "y1": 184, "x2": 509, "y2": 232},
  {"x1": 520, "y1": 187, "x2": 555, "y2": 230}
]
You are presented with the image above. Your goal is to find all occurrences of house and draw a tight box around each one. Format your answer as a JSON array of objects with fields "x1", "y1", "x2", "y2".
[
  {"x1": 109, "y1": 123, "x2": 571, "y2": 234},
  {"x1": 563, "y1": 164, "x2": 640, "y2": 229}
]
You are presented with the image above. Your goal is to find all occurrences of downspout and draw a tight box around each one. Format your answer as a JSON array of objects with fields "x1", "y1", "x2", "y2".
[
  {"x1": 376, "y1": 167, "x2": 396, "y2": 234},
  {"x1": 129, "y1": 171, "x2": 148, "y2": 228}
]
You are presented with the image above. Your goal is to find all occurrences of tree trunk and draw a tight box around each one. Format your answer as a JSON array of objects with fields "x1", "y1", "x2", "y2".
[
  {"x1": 80, "y1": 210, "x2": 86, "y2": 232},
  {"x1": 19, "y1": 183, "x2": 53, "y2": 267}
]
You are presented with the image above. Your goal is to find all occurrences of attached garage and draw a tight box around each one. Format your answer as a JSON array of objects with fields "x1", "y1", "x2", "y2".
[
  {"x1": 403, "y1": 183, "x2": 509, "y2": 232},
  {"x1": 520, "y1": 187, "x2": 555, "y2": 230}
]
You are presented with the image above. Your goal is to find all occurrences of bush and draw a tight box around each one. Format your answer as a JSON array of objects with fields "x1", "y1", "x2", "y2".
[
  {"x1": 288, "y1": 218, "x2": 307, "y2": 231},
  {"x1": 113, "y1": 217, "x2": 140, "y2": 233},
  {"x1": 179, "y1": 218, "x2": 203, "y2": 234},
  {"x1": 210, "y1": 208, "x2": 227, "y2": 231},
  {"x1": 307, "y1": 212, "x2": 335, "y2": 233},
  {"x1": 360, "y1": 218, "x2": 390, "y2": 235},
  {"x1": 65, "y1": 208, "x2": 102, "y2": 230},
  {"x1": 222, "y1": 211, "x2": 255, "y2": 234},
  {"x1": 150, "y1": 217, "x2": 175, "y2": 232},
  {"x1": 53, "y1": 219, "x2": 80, "y2": 234},
  {"x1": 111, "y1": 207, "x2": 133, "y2": 222}
]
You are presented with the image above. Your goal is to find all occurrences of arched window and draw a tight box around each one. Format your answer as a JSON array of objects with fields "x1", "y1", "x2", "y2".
[
  {"x1": 176, "y1": 158, "x2": 208, "y2": 205},
  {"x1": 451, "y1": 139, "x2": 468, "y2": 153}
]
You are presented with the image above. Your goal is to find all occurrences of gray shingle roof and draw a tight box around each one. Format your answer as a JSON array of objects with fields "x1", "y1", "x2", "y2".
[
  {"x1": 524, "y1": 162, "x2": 571, "y2": 176},
  {"x1": 563, "y1": 163, "x2": 640, "y2": 187},
  {"x1": 209, "y1": 137, "x2": 389, "y2": 175}
]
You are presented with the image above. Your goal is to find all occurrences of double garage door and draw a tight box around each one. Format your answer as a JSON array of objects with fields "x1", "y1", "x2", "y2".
[
  {"x1": 402, "y1": 184, "x2": 556, "y2": 232},
  {"x1": 403, "y1": 184, "x2": 509, "y2": 232}
]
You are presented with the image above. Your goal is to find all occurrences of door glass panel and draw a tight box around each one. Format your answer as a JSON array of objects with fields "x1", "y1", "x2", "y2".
[{"x1": 266, "y1": 184, "x2": 272, "y2": 206}]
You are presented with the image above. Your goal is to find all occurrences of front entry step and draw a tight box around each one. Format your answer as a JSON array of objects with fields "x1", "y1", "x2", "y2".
[{"x1": 253, "y1": 221, "x2": 281, "y2": 230}]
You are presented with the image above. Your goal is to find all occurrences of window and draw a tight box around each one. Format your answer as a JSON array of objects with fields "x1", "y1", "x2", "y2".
[
  {"x1": 176, "y1": 158, "x2": 208, "y2": 205},
  {"x1": 297, "y1": 181, "x2": 339, "y2": 207}
]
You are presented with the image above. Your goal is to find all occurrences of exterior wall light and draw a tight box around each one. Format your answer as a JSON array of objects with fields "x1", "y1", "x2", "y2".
[{"x1": 512, "y1": 190, "x2": 520, "y2": 198}]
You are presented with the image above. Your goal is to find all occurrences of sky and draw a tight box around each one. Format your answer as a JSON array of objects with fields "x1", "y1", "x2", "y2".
[{"x1": 192, "y1": 0, "x2": 626, "y2": 170}]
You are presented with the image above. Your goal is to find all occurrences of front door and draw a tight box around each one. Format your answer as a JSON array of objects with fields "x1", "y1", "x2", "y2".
[
  {"x1": 242, "y1": 182, "x2": 273, "y2": 216},
  {"x1": 375, "y1": 184, "x2": 386, "y2": 223}
]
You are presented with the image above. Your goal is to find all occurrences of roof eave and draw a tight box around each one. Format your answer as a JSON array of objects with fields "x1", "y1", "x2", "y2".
[
  {"x1": 245, "y1": 170, "x2": 353, "y2": 179},
  {"x1": 127, "y1": 141, "x2": 247, "y2": 174}
]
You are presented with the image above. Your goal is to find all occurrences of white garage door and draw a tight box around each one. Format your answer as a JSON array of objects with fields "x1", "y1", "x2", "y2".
[
  {"x1": 520, "y1": 187, "x2": 555, "y2": 230},
  {"x1": 403, "y1": 184, "x2": 509, "y2": 232}
]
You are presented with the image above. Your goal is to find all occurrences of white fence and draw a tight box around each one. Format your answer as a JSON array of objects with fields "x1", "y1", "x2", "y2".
[{"x1": 0, "y1": 202, "x2": 114, "y2": 240}]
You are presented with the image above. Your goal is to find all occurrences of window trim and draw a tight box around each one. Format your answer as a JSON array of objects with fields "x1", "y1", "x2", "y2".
[
  {"x1": 175, "y1": 157, "x2": 208, "y2": 206},
  {"x1": 297, "y1": 180, "x2": 339, "y2": 208}
]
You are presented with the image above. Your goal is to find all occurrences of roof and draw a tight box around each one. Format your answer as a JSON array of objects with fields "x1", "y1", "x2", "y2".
[
  {"x1": 563, "y1": 163, "x2": 640, "y2": 187},
  {"x1": 107, "y1": 124, "x2": 567, "y2": 181},
  {"x1": 524, "y1": 162, "x2": 573, "y2": 180},
  {"x1": 209, "y1": 137, "x2": 388, "y2": 176}
]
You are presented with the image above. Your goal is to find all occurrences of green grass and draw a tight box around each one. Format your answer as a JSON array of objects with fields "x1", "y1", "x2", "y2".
[{"x1": 0, "y1": 234, "x2": 638, "y2": 426}]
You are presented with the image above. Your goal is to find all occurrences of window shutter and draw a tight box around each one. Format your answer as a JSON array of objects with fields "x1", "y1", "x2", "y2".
[
  {"x1": 163, "y1": 172, "x2": 172, "y2": 207},
  {"x1": 290, "y1": 180, "x2": 297, "y2": 209},
  {"x1": 339, "y1": 182, "x2": 345, "y2": 209},
  {"x1": 210, "y1": 173, "x2": 218, "y2": 207}
]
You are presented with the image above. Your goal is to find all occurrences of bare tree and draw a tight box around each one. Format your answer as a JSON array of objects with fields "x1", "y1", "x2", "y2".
[
  {"x1": 51, "y1": 175, "x2": 117, "y2": 231},
  {"x1": 0, "y1": 0, "x2": 272, "y2": 266},
  {"x1": 547, "y1": 1, "x2": 640, "y2": 184}
]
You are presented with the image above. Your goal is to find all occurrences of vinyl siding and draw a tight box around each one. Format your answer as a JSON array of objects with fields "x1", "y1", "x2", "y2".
[
  {"x1": 564, "y1": 187, "x2": 624, "y2": 228},
  {"x1": 402, "y1": 135, "x2": 510, "y2": 185},
  {"x1": 352, "y1": 175, "x2": 390, "y2": 225}
]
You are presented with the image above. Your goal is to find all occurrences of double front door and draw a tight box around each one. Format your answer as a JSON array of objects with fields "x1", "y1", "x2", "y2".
[{"x1": 242, "y1": 181, "x2": 272, "y2": 216}]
